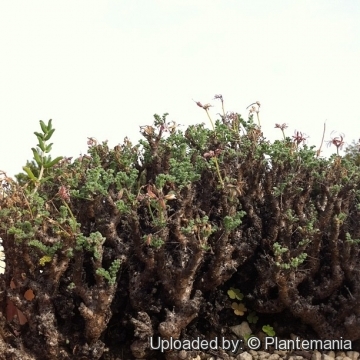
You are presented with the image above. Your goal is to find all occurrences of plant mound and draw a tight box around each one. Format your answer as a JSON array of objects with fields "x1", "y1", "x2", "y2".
[{"x1": 1, "y1": 104, "x2": 360, "y2": 359}]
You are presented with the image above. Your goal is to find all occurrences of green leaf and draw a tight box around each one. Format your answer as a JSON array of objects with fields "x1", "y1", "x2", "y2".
[
  {"x1": 37, "y1": 138, "x2": 46, "y2": 151},
  {"x1": 45, "y1": 142, "x2": 53, "y2": 153},
  {"x1": 39, "y1": 120, "x2": 48, "y2": 133},
  {"x1": 47, "y1": 119, "x2": 53, "y2": 130},
  {"x1": 43, "y1": 156, "x2": 63, "y2": 168},
  {"x1": 39, "y1": 255, "x2": 52, "y2": 266},
  {"x1": 247, "y1": 311, "x2": 259, "y2": 324},
  {"x1": 39, "y1": 176, "x2": 53, "y2": 184},
  {"x1": 231, "y1": 302, "x2": 247, "y2": 316},
  {"x1": 23, "y1": 166, "x2": 37, "y2": 181},
  {"x1": 31, "y1": 147, "x2": 42, "y2": 167},
  {"x1": 227, "y1": 287, "x2": 244, "y2": 301},
  {"x1": 43, "y1": 129, "x2": 55, "y2": 141},
  {"x1": 262, "y1": 325, "x2": 276, "y2": 336},
  {"x1": 34, "y1": 131, "x2": 44, "y2": 140}
]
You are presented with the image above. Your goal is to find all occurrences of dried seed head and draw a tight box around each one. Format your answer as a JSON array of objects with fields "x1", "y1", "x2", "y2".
[
  {"x1": 87, "y1": 137, "x2": 97, "y2": 146},
  {"x1": 203, "y1": 150, "x2": 215, "y2": 158},
  {"x1": 275, "y1": 123, "x2": 288, "y2": 130},
  {"x1": 140, "y1": 125, "x2": 154, "y2": 136},
  {"x1": 58, "y1": 186, "x2": 70, "y2": 202},
  {"x1": 213, "y1": 94, "x2": 223, "y2": 101}
]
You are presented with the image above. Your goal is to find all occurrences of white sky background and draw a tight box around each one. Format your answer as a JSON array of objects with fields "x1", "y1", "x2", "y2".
[{"x1": 0, "y1": 0, "x2": 360, "y2": 178}]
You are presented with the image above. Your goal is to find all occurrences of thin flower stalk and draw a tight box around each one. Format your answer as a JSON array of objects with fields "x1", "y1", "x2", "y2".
[
  {"x1": 246, "y1": 101, "x2": 261, "y2": 127},
  {"x1": 214, "y1": 94, "x2": 226, "y2": 118},
  {"x1": 327, "y1": 131, "x2": 345, "y2": 156},
  {"x1": 275, "y1": 123, "x2": 288, "y2": 140},
  {"x1": 316, "y1": 121, "x2": 326, "y2": 157},
  {"x1": 193, "y1": 99, "x2": 224, "y2": 187}
]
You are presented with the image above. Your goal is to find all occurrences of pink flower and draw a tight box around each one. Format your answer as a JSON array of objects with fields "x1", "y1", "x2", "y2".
[{"x1": 292, "y1": 130, "x2": 308, "y2": 145}]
